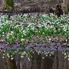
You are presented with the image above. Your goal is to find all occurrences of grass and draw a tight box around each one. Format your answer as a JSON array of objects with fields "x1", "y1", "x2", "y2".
[{"x1": 0, "y1": 13, "x2": 69, "y2": 46}]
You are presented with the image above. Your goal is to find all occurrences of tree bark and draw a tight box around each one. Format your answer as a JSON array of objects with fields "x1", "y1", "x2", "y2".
[
  {"x1": 3, "y1": 0, "x2": 14, "y2": 10},
  {"x1": 5, "y1": 53, "x2": 17, "y2": 69},
  {"x1": 63, "y1": 0, "x2": 69, "y2": 13}
]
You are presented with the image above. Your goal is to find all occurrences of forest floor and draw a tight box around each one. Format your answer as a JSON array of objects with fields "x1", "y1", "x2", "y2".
[
  {"x1": 0, "y1": 39, "x2": 69, "y2": 51},
  {"x1": 0, "y1": 12, "x2": 69, "y2": 51},
  {"x1": 0, "y1": 1, "x2": 69, "y2": 51}
]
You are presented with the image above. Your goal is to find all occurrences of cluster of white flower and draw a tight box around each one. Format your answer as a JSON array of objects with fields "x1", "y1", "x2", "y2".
[
  {"x1": 0, "y1": 12, "x2": 69, "y2": 44},
  {"x1": 14, "y1": 3, "x2": 21, "y2": 7}
]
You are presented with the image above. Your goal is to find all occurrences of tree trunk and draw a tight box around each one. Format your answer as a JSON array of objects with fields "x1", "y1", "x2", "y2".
[
  {"x1": 5, "y1": 53, "x2": 17, "y2": 69},
  {"x1": 3, "y1": 0, "x2": 14, "y2": 10},
  {"x1": 63, "y1": 0, "x2": 69, "y2": 13}
]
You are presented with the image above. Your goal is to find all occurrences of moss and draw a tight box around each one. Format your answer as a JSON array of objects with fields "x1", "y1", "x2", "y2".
[
  {"x1": 3, "y1": 6, "x2": 12, "y2": 10},
  {"x1": 6, "y1": 0, "x2": 14, "y2": 7},
  {"x1": 3, "y1": 0, "x2": 14, "y2": 10}
]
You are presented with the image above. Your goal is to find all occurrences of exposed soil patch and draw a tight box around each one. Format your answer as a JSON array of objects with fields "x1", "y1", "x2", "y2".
[{"x1": 0, "y1": 37, "x2": 69, "y2": 51}]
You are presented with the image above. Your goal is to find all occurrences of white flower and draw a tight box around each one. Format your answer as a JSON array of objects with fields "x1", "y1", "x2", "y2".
[
  {"x1": 6, "y1": 20, "x2": 9, "y2": 23},
  {"x1": 11, "y1": 57, "x2": 14, "y2": 60},
  {"x1": 42, "y1": 57, "x2": 44, "y2": 59},
  {"x1": 2, "y1": 35, "x2": 5, "y2": 37},
  {"x1": 42, "y1": 14, "x2": 47, "y2": 17},
  {"x1": 4, "y1": 50, "x2": 5, "y2": 52},
  {"x1": 21, "y1": 51, "x2": 26, "y2": 56},
  {"x1": 2, "y1": 56, "x2": 4, "y2": 58},
  {"x1": 33, "y1": 52, "x2": 34, "y2": 53},
  {"x1": 14, "y1": 3, "x2": 18, "y2": 6},
  {"x1": 21, "y1": 38, "x2": 25, "y2": 42},
  {"x1": 49, "y1": 38, "x2": 51, "y2": 41},
  {"x1": 23, "y1": 30, "x2": 27, "y2": 35},
  {"x1": 46, "y1": 55, "x2": 48, "y2": 56},
  {"x1": 28, "y1": 58, "x2": 30, "y2": 61},
  {"x1": 18, "y1": 3, "x2": 21, "y2": 6},
  {"x1": 21, "y1": 55, "x2": 24, "y2": 58},
  {"x1": 8, "y1": 55, "x2": 10, "y2": 58},
  {"x1": 23, "y1": 14, "x2": 28, "y2": 17},
  {"x1": 49, "y1": 54, "x2": 51, "y2": 56},
  {"x1": 31, "y1": 26, "x2": 35, "y2": 30},
  {"x1": 7, "y1": 54, "x2": 9, "y2": 56},
  {"x1": 11, "y1": 31, "x2": 14, "y2": 34},
  {"x1": 3, "y1": 54, "x2": 4, "y2": 55},
  {"x1": 11, "y1": 55, "x2": 12, "y2": 57},
  {"x1": 2, "y1": 32, "x2": 4, "y2": 34},
  {"x1": 42, "y1": 32, "x2": 45, "y2": 34},
  {"x1": 64, "y1": 56, "x2": 67, "y2": 58}
]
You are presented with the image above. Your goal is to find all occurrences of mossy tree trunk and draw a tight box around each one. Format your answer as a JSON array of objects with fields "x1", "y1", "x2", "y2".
[
  {"x1": 3, "y1": 0, "x2": 14, "y2": 10},
  {"x1": 63, "y1": 0, "x2": 69, "y2": 13},
  {"x1": 5, "y1": 54, "x2": 17, "y2": 69}
]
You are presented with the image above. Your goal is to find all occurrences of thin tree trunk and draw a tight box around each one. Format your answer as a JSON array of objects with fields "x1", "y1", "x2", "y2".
[
  {"x1": 63, "y1": 0, "x2": 69, "y2": 13},
  {"x1": 5, "y1": 54, "x2": 17, "y2": 69}
]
